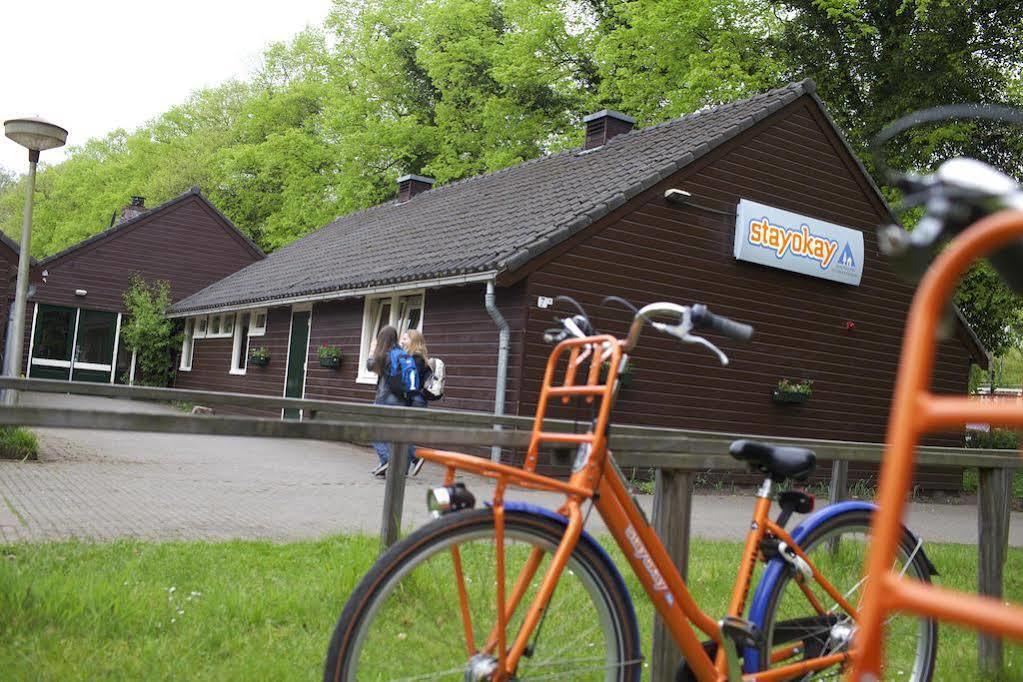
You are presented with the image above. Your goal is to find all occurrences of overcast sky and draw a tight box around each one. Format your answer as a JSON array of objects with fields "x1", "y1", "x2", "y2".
[{"x1": 1, "y1": 0, "x2": 334, "y2": 174}]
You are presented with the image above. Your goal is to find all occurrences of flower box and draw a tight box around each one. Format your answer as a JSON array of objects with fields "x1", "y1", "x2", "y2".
[
  {"x1": 319, "y1": 356, "x2": 341, "y2": 369},
  {"x1": 248, "y1": 347, "x2": 271, "y2": 367},
  {"x1": 772, "y1": 388, "x2": 809, "y2": 404}
]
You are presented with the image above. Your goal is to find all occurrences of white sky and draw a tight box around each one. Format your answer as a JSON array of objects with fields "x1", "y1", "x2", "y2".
[{"x1": 0, "y1": 0, "x2": 334, "y2": 174}]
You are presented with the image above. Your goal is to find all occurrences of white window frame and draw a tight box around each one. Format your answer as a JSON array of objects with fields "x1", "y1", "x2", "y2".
[
  {"x1": 249, "y1": 308, "x2": 268, "y2": 337},
  {"x1": 229, "y1": 311, "x2": 251, "y2": 375},
  {"x1": 195, "y1": 316, "x2": 208, "y2": 339},
  {"x1": 179, "y1": 318, "x2": 195, "y2": 371},
  {"x1": 356, "y1": 289, "x2": 425, "y2": 385},
  {"x1": 209, "y1": 314, "x2": 222, "y2": 337}
]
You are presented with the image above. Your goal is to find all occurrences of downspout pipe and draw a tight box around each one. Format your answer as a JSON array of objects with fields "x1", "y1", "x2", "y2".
[{"x1": 485, "y1": 280, "x2": 510, "y2": 462}]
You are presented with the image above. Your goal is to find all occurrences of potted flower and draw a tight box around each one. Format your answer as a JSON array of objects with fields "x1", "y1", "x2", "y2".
[
  {"x1": 318, "y1": 343, "x2": 343, "y2": 369},
  {"x1": 599, "y1": 360, "x2": 635, "y2": 388},
  {"x1": 248, "y1": 346, "x2": 271, "y2": 367},
  {"x1": 773, "y1": 378, "x2": 813, "y2": 404}
]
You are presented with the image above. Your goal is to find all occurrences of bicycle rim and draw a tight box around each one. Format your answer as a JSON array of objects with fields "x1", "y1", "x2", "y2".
[
  {"x1": 325, "y1": 510, "x2": 639, "y2": 681},
  {"x1": 761, "y1": 514, "x2": 936, "y2": 680}
]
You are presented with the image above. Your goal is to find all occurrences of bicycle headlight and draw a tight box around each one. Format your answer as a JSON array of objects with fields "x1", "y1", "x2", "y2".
[{"x1": 426, "y1": 483, "x2": 475, "y2": 516}]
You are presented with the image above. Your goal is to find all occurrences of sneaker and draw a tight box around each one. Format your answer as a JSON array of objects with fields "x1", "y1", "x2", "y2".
[
  {"x1": 371, "y1": 462, "x2": 388, "y2": 477},
  {"x1": 408, "y1": 457, "x2": 425, "y2": 477}
]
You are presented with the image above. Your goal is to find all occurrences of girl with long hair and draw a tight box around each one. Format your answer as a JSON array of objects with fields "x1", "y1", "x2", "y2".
[
  {"x1": 367, "y1": 325, "x2": 401, "y2": 476},
  {"x1": 401, "y1": 329, "x2": 430, "y2": 476}
]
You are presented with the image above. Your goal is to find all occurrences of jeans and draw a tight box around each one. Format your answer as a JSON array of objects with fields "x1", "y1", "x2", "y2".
[
  {"x1": 406, "y1": 394, "x2": 428, "y2": 468},
  {"x1": 372, "y1": 392, "x2": 404, "y2": 466}
]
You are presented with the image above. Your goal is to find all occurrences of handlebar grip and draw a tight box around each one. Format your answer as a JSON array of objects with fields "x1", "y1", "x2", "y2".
[{"x1": 691, "y1": 304, "x2": 754, "y2": 342}]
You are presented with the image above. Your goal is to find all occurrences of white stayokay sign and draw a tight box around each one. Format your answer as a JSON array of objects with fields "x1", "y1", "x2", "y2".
[{"x1": 733, "y1": 199, "x2": 864, "y2": 286}]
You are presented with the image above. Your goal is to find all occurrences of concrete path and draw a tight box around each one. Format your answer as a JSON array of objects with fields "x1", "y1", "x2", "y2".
[{"x1": 0, "y1": 392, "x2": 1019, "y2": 547}]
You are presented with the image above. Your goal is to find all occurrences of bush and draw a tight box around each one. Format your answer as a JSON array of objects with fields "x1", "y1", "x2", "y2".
[
  {"x1": 0, "y1": 426, "x2": 38, "y2": 460},
  {"x1": 965, "y1": 428, "x2": 1020, "y2": 450},
  {"x1": 121, "y1": 275, "x2": 181, "y2": 387}
]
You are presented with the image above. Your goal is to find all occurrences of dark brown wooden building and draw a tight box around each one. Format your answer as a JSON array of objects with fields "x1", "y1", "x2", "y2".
[
  {"x1": 0, "y1": 232, "x2": 32, "y2": 370},
  {"x1": 21, "y1": 188, "x2": 263, "y2": 383},
  {"x1": 168, "y1": 80, "x2": 987, "y2": 486}
]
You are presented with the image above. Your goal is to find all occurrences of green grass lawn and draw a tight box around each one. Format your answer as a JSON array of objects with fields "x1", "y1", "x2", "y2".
[{"x1": 2, "y1": 533, "x2": 1022, "y2": 680}]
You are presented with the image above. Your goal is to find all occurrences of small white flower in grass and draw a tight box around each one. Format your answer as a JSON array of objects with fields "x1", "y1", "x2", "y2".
[
  {"x1": 171, "y1": 618, "x2": 176, "y2": 624},
  {"x1": 177, "y1": 609, "x2": 184, "y2": 615},
  {"x1": 168, "y1": 586, "x2": 176, "y2": 593},
  {"x1": 397, "y1": 633, "x2": 407, "y2": 641}
]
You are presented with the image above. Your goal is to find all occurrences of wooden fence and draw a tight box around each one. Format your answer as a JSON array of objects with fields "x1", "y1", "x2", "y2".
[{"x1": 0, "y1": 376, "x2": 1018, "y2": 678}]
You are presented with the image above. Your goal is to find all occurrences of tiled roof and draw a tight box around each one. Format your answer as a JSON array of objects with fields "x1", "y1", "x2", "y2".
[{"x1": 171, "y1": 80, "x2": 817, "y2": 314}]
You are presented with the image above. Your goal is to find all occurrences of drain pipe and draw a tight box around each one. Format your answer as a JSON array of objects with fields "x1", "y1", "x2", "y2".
[{"x1": 485, "y1": 280, "x2": 510, "y2": 462}]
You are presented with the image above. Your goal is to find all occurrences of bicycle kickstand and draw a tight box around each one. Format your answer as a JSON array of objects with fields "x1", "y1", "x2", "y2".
[{"x1": 719, "y1": 616, "x2": 761, "y2": 682}]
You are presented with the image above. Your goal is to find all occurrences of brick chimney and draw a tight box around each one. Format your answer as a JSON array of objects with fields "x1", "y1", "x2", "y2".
[
  {"x1": 583, "y1": 110, "x2": 635, "y2": 150},
  {"x1": 119, "y1": 196, "x2": 146, "y2": 223},
  {"x1": 397, "y1": 175, "x2": 435, "y2": 202}
]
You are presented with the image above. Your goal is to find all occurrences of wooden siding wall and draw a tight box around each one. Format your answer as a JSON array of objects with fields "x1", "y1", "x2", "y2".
[
  {"x1": 173, "y1": 306, "x2": 292, "y2": 417},
  {"x1": 303, "y1": 283, "x2": 528, "y2": 416},
  {"x1": 33, "y1": 196, "x2": 261, "y2": 313},
  {"x1": 0, "y1": 244, "x2": 20, "y2": 361},
  {"x1": 520, "y1": 100, "x2": 973, "y2": 490}
]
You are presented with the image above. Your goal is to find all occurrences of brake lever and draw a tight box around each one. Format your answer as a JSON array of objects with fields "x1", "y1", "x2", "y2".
[{"x1": 651, "y1": 320, "x2": 730, "y2": 365}]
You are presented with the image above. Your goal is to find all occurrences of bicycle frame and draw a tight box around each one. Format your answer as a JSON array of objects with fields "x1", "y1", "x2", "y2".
[
  {"x1": 849, "y1": 209, "x2": 1023, "y2": 680},
  {"x1": 418, "y1": 334, "x2": 858, "y2": 681}
]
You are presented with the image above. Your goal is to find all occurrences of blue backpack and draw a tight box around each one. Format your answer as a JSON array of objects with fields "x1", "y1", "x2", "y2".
[{"x1": 387, "y1": 347, "x2": 420, "y2": 400}]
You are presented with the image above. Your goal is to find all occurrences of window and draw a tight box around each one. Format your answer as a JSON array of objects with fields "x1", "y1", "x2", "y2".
[
  {"x1": 196, "y1": 316, "x2": 208, "y2": 338},
  {"x1": 210, "y1": 315, "x2": 221, "y2": 336},
  {"x1": 223, "y1": 314, "x2": 235, "y2": 336},
  {"x1": 230, "y1": 312, "x2": 251, "y2": 375},
  {"x1": 249, "y1": 309, "x2": 267, "y2": 337},
  {"x1": 357, "y1": 290, "x2": 425, "y2": 384},
  {"x1": 180, "y1": 319, "x2": 194, "y2": 371}
]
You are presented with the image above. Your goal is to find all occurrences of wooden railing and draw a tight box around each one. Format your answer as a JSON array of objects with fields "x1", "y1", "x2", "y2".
[{"x1": 0, "y1": 376, "x2": 1018, "y2": 678}]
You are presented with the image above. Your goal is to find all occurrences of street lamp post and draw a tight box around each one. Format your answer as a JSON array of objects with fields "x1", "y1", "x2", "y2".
[{"x1": 3, "y1": 118, "x2": 67, "y2": 404}]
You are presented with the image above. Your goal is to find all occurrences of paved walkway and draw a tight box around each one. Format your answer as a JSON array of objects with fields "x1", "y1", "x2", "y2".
[{"x1": 0, "y1": 393, "x2": 1019, "y2": 546}]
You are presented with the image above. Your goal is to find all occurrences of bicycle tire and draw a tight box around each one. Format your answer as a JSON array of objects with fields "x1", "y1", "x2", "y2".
[
  {"x1": 754, "y1": 509, "x2": 937, "y2": 680},
  {"x1": 323, "y1": 508, "x2": 642, "y2": 681}
]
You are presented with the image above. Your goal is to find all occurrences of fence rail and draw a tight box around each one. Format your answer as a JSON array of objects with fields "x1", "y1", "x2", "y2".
[{"x1": 0, "y1": 376, "x2": 1017, "y2": 678}]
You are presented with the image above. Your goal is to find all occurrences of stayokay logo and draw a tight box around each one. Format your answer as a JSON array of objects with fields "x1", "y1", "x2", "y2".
[
  {"x1": 624, "y1": 524, "x2": 672, "y2": 604},
  {"x1": 747, "y1": 217, "x2": 840, "y2": 270}
]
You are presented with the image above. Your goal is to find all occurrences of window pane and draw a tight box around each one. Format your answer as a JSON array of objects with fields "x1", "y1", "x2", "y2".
[
  {"x1": 374, "y1": 301, "x2": 392, "y2": 336},
  {"x1": 254, "y1": 313, "x2": 266, "y2": 329},
  {"x1": 33, "y1": 307, "x2": 74, "y2": 361},
  {"x1": 223, "y1": 315, "x2": 235, "y2": 334},
  {"x1": 198, "y1": 317, "x2": 208, "y2": 334},
  {"x1": 211, "y1": 316, "x2": 221, "y2": 335},
  {"x1": 75, "y1": 311, "x2": 117, "y2": 365}
]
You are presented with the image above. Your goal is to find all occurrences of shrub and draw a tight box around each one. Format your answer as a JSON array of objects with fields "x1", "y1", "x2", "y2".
[
  {"x1": 0, "y1": 426, "x2": 38, "y2": 460},
  {"x1": 965, "y1": 428, "x2": 1020, "y2": 450},
  {"x1": 121, "y1": 275, "x2": 181, "y2": 387}
]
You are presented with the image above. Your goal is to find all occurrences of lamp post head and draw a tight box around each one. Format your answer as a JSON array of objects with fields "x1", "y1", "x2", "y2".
[{"x1": 4, "y1": 117, "x2": 68, "y2": 154}]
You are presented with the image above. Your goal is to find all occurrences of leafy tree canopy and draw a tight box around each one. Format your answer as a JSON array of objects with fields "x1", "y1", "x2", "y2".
[{"x1": 1, "y1": 0, "x2": 1021, "y2": 353}]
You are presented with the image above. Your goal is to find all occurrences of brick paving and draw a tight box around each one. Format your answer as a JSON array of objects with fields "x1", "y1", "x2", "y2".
[{"x1": 1, "y1": 392, "x2": 1019, "y2": 546}]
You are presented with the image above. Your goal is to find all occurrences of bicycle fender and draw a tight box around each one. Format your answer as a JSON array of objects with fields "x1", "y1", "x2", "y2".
[
  {"x1": 742, "y1": 500, "x2": 936, "y2": 673},
  {"x1": 501, "y1": 500, "x2": 640, "y2": 650}
]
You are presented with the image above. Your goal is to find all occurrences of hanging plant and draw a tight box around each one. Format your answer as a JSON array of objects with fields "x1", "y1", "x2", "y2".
[
  {"x1": 249, "y1": 346, "x2": 271, "y2": 367},
  {"x1": 318, "y1": 343, "x2": 343, "y2": 368},
  {"x1": 772, "y1": 378, "x2": 813, "y2": 404}
]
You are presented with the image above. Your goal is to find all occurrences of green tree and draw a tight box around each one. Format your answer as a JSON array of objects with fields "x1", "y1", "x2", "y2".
[{"x1": 120, "y1": 275, "x2": 180, "y2": 387}]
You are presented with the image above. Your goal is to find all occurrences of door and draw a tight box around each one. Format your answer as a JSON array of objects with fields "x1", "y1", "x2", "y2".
[
  {"x1": 29, "y1": 304, "x2": 76, "y2": 379},
  {"x1": 71, "y1": 310, "x2": 118, "y2": 383},
  {"x1": 283, "y1": 310, "x2": 311, "y2": 419}
]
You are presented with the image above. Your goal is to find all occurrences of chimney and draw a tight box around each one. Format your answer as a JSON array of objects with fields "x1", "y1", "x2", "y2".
[
  {"x1": 582, "y1": 110, "x2": 635, "y2": 150},
  {"x1": 119, "y1": 196, "x2": 146, "y2": 223},
  {"x1": 397, "y1": 175, "x2": 435, "y2": 202}
]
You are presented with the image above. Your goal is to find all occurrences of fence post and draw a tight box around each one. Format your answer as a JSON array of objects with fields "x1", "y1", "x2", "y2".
[
  {"x1": 978, "y1": 466, "x2": 1012, "y2": 675},
  {"x1": 380, "y1": 442, "x2": 410, "y2": 550},
  {"x1": 650, "y1": 468, "x2": 694, "y2": 682},
  {"x1": 829, "y1": 459, "x2": 849, "y2": 504}
]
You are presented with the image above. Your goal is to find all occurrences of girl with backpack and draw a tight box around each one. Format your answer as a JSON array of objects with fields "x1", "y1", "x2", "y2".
[
  {"x1": 400, "y1": 329, "x2": 431, "y2": 477},
  {"x1": 367, "y1": 325, "x2": 404, "y2": 477}
]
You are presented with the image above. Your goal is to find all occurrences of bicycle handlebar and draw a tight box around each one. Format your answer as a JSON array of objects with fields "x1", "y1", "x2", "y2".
[{"x1": 691, "y1": 304, "x2": 755, "y2": 342}]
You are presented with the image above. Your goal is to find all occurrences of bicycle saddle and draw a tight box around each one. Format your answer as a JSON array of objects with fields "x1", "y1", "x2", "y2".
[{"x1": 729, "y1": 440, "x2": 817, "y2": 482}]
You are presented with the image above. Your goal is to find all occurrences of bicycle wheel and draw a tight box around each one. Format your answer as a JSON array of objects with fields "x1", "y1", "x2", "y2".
[
  {"x1": 324, "y1": 508, "x2": 642, "y2": 681},
  {"x1": 755, "y1": 509, "x2": 937, "y2": 680}
]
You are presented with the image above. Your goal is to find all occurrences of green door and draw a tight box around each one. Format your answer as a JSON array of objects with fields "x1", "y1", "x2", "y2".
[
  {"x1": 29, "y1": 305, "x2": 76, "y2": 380},
  {"x1": 283, "y1": 310, "x2": 310, "y2": 419},
  {"x1": 71, "y1": 310, "x2": 118, "y2": 383}
]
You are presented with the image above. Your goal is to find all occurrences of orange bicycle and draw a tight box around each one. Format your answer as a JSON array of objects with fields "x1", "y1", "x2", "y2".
[
  {"x1": 324, "y1": 297, "x2": 937, "y2": 681},
  {"x1": 848, "y1": 105, "x2": 1023, "y2": 680}
]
